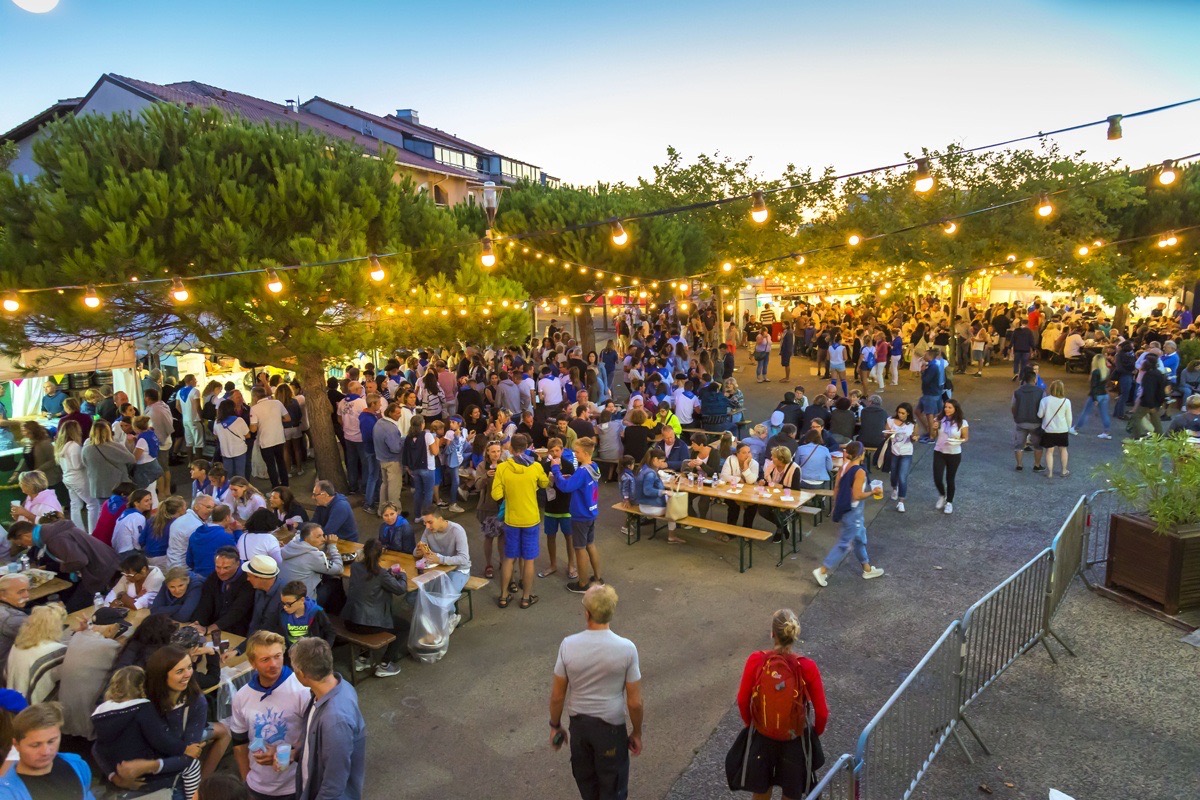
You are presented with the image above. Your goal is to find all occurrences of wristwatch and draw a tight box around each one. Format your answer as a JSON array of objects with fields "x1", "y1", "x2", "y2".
[{"x1": 549, "y1": 720, "x2": 562, "y2": 729}]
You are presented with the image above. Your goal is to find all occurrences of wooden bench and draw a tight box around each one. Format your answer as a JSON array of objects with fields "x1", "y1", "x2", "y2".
[
  {"x1": 329, "y1": 614, "x2": 395, "y2": 685},
  {"x1": 610, "y1": 501, "x2": 663, "y2": 545},
  {"x1": 676, "y1": 516, "x2": 772, "y2": 573},
  {"x1": 455, "y1": 575, "x2": 491, "y2": 624}
]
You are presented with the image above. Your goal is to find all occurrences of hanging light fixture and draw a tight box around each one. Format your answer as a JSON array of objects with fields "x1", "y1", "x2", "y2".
[
  {"x1": 795, "y1": 254, "x2": 806, "y2": 266},
  {"x1": 369, "y1": 255, "x2": 386, "y2": 282},
  {"x1": 1106, "y1": 114, "x2": 1123, "y2": 141},
  {"x1": 913, "y1": 157, "x2": 934, "y2": 193},
  {"x1": 847, "y1": 234, "x2": 862, "y2": 246},
  {"x1": 942, "y1": 221, "x2": 957, "y2": 235},
  {"x1": 2, "y1": 292, "x2": 20, "y2": 313},
  {"x1": 1158, "y1": 160, "x2": 1177, "y2": 186},
  {"x1": 480, "y1": 238, "x2": 496, "y2": 270},
  {"x1": 609, "y1": 220, "x2": 628, "y2": 247},
  {"x1": 170, "y1": 278, "x2": 190, "y2": 302},
  {"x1": 1036, "y1": 193, "x2": 1054, "y2": 218},
  {"x1": 750, "y1": 191, "x2": 769, "y2": 224},
  {"x1": 266, "y1": 269, "x2": 284, "y2": 294},
  {"x1": 721, "y1": 261, "x2": 733, "y2": 273},
  {"x1": 83, "y1": 285, "x2": 101, "y2": 309},
  {"x1": 1158, "y1": 232, "x2": 1179, "y2": 248},
  {"x1": 1077, "y1": 245, "x2": 1090, "y2": 256}
]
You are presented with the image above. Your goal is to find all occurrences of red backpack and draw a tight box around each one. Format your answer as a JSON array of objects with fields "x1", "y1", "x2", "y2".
[{"x1": 750, "y1": 652, "x2": 810, "y2": 741}]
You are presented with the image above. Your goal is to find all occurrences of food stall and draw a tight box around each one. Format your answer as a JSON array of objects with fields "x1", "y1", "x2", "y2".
[{"x1": 0, "y1": 339, "x2": 144, "y2": 419}]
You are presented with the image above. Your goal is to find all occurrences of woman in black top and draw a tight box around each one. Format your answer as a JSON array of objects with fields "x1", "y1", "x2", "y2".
[
  {"x1": 343, "y1": 538, "x2": 410, "y2": 678},
  {"x1": 619, "y1": 409, "x2": 655, "y2": 464}
]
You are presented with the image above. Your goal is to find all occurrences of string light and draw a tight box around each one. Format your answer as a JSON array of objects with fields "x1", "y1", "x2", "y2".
[
  {"x1": 1158, "y1": 160, "x2": 1177, "y2": 186},
  {"x1": 795, "y1": 255, "x2": 806, "y2": 266},
  {"x1": 1158, "y1": 232, "x2": 1179, "y2": 248},
  {"x1": 847, "y1": 234, "x2": 862, "y2": 246},
  {"x1": 170, "y1": 278, "x2": 189, "y2": 303},
  {"x1": 480, "y1": 238, "x2": 496, "y2": 269},
  {"x1": 721, "y1": 262, "x2": 733, "y2": 273},
  {"x1": 266, "y1": 269, "x2": 284, "y2": 294},
  {"x1": 1036, "y1": 193, "x2": 1054, "y2": 218},
  {"x1": 942, "y1": 221, "x2": 957, "y2": 235},
  {"x1": 1106, "y1": 114, "x2": 1123, "y2": 140},
  {"x1": 1006, "y1": 254, "x2": 1016, "y2": 262},
  {"x1": 913, "y1": 158, "x2": 934, "y2": 193},
  {"x1": 1025, "y1": 259, "x2": 1035, "y2": 268},
  {"x1": 83, "y1": 286, "x2": 101, "y2": 309},
  {"x1": 369, "y1": 255, "x2": 385, "y2": 282},
  {"x1": 610, "y1": 220, "x2": 629, "y2": 247},
  {"x1": 1077, "y1": 245, "x2": 1090, "y2": 256},
  {"x1": 750, "y1": 191, "x2": 769, "y2": 224},
  {"x1": 2, "y1": 293, "x2": 19, "y2": 313}
]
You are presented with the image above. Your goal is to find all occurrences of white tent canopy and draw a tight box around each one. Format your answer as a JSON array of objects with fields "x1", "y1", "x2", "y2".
[{"x1": 0, "y1": 339, "x2": 143, "y2": 417}]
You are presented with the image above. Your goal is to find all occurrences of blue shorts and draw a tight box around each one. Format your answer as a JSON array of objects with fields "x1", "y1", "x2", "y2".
[
  {"x1": 544, "y1": 515, "x2": 571, "y2": 538},
  {"x1": 504, "y1": 524, "x2": 541, "y2": 560},
  {"x1": 921, "y1": 395, "x2": 943, "y2": 415}
]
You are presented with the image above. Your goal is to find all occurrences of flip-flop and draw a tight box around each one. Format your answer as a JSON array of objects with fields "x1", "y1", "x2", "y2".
[
  {"x1": 483, "y1": 566, "x2": 494, "y2": 579},
  {"x1": 667, "y1": 537, "x2": 687, "y2": 544},
  {"x1": 519, "y1": 595, "x2": 540, "y2": 609},
  {"x1": 498, "y1": 594, "x2": 511, "y2": 609},
  {"x1": 537, "y1": 569, "x2": 558, "y2": 578},
  {"x1": 566, "y1": 571, "x2": 579, "y2": 581}
]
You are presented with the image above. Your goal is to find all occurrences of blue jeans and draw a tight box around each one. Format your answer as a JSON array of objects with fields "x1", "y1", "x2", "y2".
[
  {"x1": 756, "y1": 353, "x2": 769, "y2": 378},
  {"x1": 1114, "y1": 375, "x2": 1133, "y2": 418},
  {"x1": 1013, "y1": 350, "x2": 1030, "y2": 376},
  {"x1": 1076, "y1": 394, "x2": 1111, "y2": 431},
  {"x1": 411, "y1": 468, "x2": 435, "y2": 520},
  {"x1": 442, "y1": 463, "x2": 460, "y2": 505},
  {"x1": 362, "y1": 449, "x2": 380, "y2": 509},
  {"x1": 222, "y1": 452, "x2": 247, "y2": 480},
  {"x1": 823, "y1": 502, "x2": 869, "y2": 570},
  {"x1": 344, "y1": 440, "x2": 364, "y2": 493},
  {"x1": 889, "y1": 453, "x2": 912, "y2": 499}
]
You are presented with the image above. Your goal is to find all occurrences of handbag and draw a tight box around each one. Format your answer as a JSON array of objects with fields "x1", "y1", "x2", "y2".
[
  {"x1": 665, "y1": 491, "x2": 689, "y2": 521},
  {"x1": 724, "y1": 725, "x2": 755, "y2": 792}
]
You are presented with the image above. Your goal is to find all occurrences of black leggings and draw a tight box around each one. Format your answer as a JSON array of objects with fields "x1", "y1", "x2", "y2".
[
  {"x1": 933, "y1": 451, "x2": 962, "y2": 502},
  {"x1": 726, "y1": 501, "x2": 758, "y2": 528}
]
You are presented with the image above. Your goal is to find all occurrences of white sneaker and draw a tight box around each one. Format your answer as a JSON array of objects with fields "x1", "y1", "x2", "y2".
[
  {"x1": 890, "y1": 488, "x2": 899, "y2": 501},
  {"x1": 1098, "y1": 432, "x2": 1112, "y2": 439},
  {"x1": 448, "y1": 613, "x2": 462, "y2": 635},
  {"x1": 935, "y1": 496, "x2": 947, "y2": 510},
  {"x1": 354, "y1": 656, "x2": 372, "y2": 673},
  {"x1": 812, "y1": 567, "x2": 828, "y2": 587},
  {"x1": 448, "y1": 504, "x2": 465, "y2": 514},
  {"x1": 1069, "y1": 428, "x2": 1079, "y2": 436},
  {"x1": 862, "y1": 566, "x2": 885, "y2": 580},
  {"x1": 896, "y1": 501, "x2": 905, "y2": 513},
  {"x1": 374, "y1": 661, "x2": 403, "y2": 678},
  {"x1": 944, "y1": 502, "x2": 954, "y2": 514}
]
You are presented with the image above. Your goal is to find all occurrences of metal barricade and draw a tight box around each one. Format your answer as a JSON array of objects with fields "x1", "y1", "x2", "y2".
[
  {"x1": 1081, "y1": 487, "x2": 1133, "y2": 588},
  {"x1": 1040, "y1": 496, "x2": 1088, "y2": 659},
  {"x1": 959, "y1": 548, "x2": 1052, "y2": 711},
  {"x1": 803, "y1": 753, "x2": 857, "y2": 800},
  {"x1": 855, "y1": 622, "x2": 964, "y2": 800}
]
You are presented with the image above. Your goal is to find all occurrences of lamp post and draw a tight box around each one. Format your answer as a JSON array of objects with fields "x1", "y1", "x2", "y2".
[{"x1": 480, "y1": 181, "x2": 500, "y2": 271}]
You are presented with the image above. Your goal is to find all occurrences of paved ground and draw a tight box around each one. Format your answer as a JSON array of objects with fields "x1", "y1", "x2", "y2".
[{"x1": 165, "y1": 351, "x2": 1196, "y2": 799}]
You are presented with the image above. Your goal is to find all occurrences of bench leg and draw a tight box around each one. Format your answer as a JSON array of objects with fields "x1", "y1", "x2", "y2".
[
  {"x1": 454, "y1": 590, "x2": 475, "y2": 625},
  {"x1": 347, "y1": 643, "x2": 359, "y2": 686},
  {"x1": 739, "y1": 537, "x2": 745, "y2": 573}
]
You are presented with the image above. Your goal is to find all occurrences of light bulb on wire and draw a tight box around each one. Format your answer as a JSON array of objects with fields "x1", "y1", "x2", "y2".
[
  {"x1": 480, "y1": 238, "x2": 496, "y2": 270},
  {"x1": 2, "y1": 293, "x2": 19, "y2": 313},
  {"x1": 610, "y1": 220, "x2": 628, "y2": 247},
  {"x1": 913, "y1": 157, "x2": 934, "y2": 193},
  {"x1": 1106, "y1": 114, "x2": 1123, "y2": 141},
  {"x1": 1158, "y1": 160, "x2": 1177, "y2": 186},
  {"x1": 721, "y1": 262, "x2": 733, "y2": 273},
  {"x1": 1036, "y1": 193, "x2": 1054, "y2": 218},
  {"x1": 266, "y1": 269, "x2": 284, "y2": 294},
  {"x1": 1158, "y1": 232, "x2": 1179, "y2": 248},
  {"x1": 83, "y1": 286, "x2": 101, "y2": 309},
  {"x1": 847, "y1": 234, "x2": 862, "y2": 246},
  {"x1": 369, "y1": 255, "x2": 385, "y2": 282},
  {"x1": 1077, "y1": 245, "x2": 1090, "y2": 257},
  {"x1": 170, "y1": 278, "x2": 189, "y2": 303},
  {"x1": 749, "y1": 191, "x2": 769, "y2": 224},
  {"x1": 942, "y1": 221, "x2": 957, "y2": 235}
]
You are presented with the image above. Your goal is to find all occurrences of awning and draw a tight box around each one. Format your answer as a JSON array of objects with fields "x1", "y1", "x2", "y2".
[{"x1": 0, "y1": 339, "x2": 138, "y2": 382}]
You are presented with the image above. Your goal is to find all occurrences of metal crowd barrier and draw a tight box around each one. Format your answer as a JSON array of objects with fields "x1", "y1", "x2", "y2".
[
  {"x1": 802, "y1": 753, "x2": 857, "y2": 800},
  {"x1": 1080, "y1": 487, "x2": 1132, "y2": 588},
  {"x1": 854, "y1": 622, "x2": 965, "y2": 800},
  {"x1": 804, "y1": 492, "x2": 1099, "y2": 800}
]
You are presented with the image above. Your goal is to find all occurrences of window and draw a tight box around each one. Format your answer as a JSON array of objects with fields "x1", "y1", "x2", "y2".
[
  {"x1": 433, "y1": 185, "x2": 448, "y2": 206},
  {"x1": 434, "y1": 146, "x2": 468, "y2": 169},
  {"x1": 500, "y1": 159, "x2": 540, "y2": 182}
]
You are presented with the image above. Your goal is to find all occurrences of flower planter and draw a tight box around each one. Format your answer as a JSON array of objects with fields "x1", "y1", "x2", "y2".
[{"x1": 1106, "y1": 512, "x2": 1200, "y2": 615}]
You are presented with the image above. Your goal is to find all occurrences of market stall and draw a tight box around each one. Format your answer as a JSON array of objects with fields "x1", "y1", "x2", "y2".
[{"x1": 0, "y1": 339, "x2": 143, "y2": 417}]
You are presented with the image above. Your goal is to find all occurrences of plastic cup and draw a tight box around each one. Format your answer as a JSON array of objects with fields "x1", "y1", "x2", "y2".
[
  {"x1": 870, "y1": 479, "x2": 884, "y2": 499},
  {"x1": 249, "y1": 737, "x2": 264, "y2": 753},
  {"x1": 275, "y1": 743, "x2": 291, "y2": 768}
]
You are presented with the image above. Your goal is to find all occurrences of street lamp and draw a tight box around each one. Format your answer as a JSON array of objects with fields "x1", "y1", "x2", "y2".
[
  {"x1": 481, "y1": 181, "x2": 501, "y2": 270},
  {"x1": 11, "y1": 0, "x2": 61, "y2": 13}
]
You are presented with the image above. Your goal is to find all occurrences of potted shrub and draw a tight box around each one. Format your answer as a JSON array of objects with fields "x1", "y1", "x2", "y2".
[{"x1": 1096, "y1": 433, "x2": 1200, "y2": 615}]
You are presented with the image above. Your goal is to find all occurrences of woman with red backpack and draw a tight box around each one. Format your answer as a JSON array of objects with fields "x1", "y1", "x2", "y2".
[{"x1": 727, "y1": 609, "x2": 829, "y2": 800}]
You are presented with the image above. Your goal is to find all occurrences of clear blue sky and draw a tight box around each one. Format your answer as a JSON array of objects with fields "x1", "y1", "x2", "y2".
[{"x1": 2, "y1": 0, "x2": 1198, "y2": 185}]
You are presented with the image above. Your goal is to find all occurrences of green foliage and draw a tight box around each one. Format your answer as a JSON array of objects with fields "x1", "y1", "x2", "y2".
[
  {"x1": 1096, "y1": 433, "x2": 1200, "y2": 532},
  {"x1": 0, "y1": 142, "x2": 14, "y2": 172},
  {"x1": 1178, "y1": 338, "x2": 1200, "y2": 369}
]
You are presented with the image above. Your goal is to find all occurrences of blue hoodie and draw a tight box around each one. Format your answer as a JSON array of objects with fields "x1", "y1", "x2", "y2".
[
  {"x1": 313, "y1": 493, "x2": 359, "y2": 542},
  {"x1": 551, "y1": 462, "x2": 601, "y2": 521},
  {"x1": 186, "y1": 523, "x2": 237, "y2": 577},
  {"x1": 0, "y1": 753, "x2": 95, "y2": 800},
  {"x1": 378, "y1": 518, "x2": 415, "y2": 554}
]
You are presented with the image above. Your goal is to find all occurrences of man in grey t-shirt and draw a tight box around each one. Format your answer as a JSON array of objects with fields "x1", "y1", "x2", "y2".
[{"x1": 549, "y1": 584, "x2": 643, "y2": 800}]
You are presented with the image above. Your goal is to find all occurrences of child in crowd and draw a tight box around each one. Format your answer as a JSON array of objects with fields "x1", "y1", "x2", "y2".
[
  {"x1": 378, "y1": 503, "x2": 415, "y2": 554},
  {"x1": 208, "y1": 464, "x2": 231, "y2": 505},
  {"x1": 92, "y1": 482, "x2": 136, "y2": 548},
  {"x1": 112, "y1": 489, "x2": 153, "y2": 554},
  {"x1": 440, "y1": 415, "x2": 468, "y2": 514},
  {"x1": 619, "y1": 454, "x2": 637, "y2": 539},
  {"x1": 189, "y1": 459, "x2": 212, "y2": 499},
  {"x1": 474, "y1": 442, "x2": 505, "y2": 579}
]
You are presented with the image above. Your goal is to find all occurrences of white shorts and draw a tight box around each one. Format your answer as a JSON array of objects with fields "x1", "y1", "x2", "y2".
[
  {"x1": 285, "y1": 427, "x2": 302, "y2": 440},
  {"x1": 184, "y1": 420, "x2": 206, "y2": 448}
]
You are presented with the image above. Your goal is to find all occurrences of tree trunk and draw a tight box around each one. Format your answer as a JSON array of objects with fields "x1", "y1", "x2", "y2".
[
  {"x1": 1113, "y1": 303, "x2": 1130, "y2": 334},
  {"x1": 295, "y1": 356, "x2": 348, "y2": 494},
  {"x1": 578, "y1": 305, "x2": 597, "y2": 356}
]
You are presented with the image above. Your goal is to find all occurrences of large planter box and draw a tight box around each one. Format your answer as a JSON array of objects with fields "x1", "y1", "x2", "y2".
[{"x1": 1106, "y1": 512, "x2": 1200, "y2": 615}]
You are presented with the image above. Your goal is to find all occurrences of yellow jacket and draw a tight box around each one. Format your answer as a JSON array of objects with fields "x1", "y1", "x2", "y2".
[{"x1": 491, "y1": 456, "x2": 550, "y2": 528}]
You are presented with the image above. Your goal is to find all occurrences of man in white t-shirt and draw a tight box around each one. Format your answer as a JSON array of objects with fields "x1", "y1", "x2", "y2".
[
  {"x1": 176, "y1": 373, "x2": 205, "y2": 458},
  {"x1": 229, "y1": 630, "x2": 310, "y2": 800},
  {"x1": 671, "y1": 381, "x2": 701, "y2": 426},
  {"x1": 548, "y1": 584, "x2": 643, "y2": 800},
  {"x1": 538, "y1": 366, "x2": 565, "y2": 417},
  {"x1": 250, "y1": 387, "x2": 291, "y2": 488},
  {"x1": 518, "y1": 367, "x2": 537, "y2": 415}
]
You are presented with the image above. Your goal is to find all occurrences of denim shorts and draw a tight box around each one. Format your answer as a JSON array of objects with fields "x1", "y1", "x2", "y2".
[
  {"x1": 570, "y1": 519, "x2": 596, "y2": 549},
  {"x1": 504, "y1": 524, "x2": 541, "y2": 560},
  {"x1": 921, "y1": 395, "x2": 943, "y2": 415},
  {"x1": 544, "y1": 515, "x2": 571, "y2": 537}
]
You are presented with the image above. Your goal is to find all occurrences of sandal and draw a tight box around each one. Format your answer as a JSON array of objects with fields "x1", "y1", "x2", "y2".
[
  {"x1": 566, "y1": 571, "x2": 579, "y2": 581},
  {"x1": 498, "y1": 594, "x2": 511, "y2": 609},
  {"x1": 484, "y1": 565, "x2": 494, "y2": 579},
  {"x1": 519, "y1": 595, "x2": 540, "y2": 609},
  {"x1": 537, "y1": 568, "x2": 558, "y2": 579},
  {"x1": 507, "y1": 580, "x2": 519, "y2": 594},
  {"x1": 667, "y1": 537, "x2": 687, "y2": 544}
]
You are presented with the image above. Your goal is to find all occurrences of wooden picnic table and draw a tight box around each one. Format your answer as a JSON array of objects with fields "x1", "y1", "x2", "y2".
[
  {"x1": 673, "y1": 478, "x2": 815, "y2": 512},
  {"x1": 335, "y1": 540, "x2": 454, "y2": 587},
  {"x1": 68, "y1": 605, "x2": 251, "y2": 693},
  {"x1": 28, "y1": 577, "x2": 72, "y2": 602}
]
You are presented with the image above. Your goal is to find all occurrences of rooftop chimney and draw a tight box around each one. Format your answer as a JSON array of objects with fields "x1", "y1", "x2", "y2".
[
  {"x1": 395, "y1": 108, "x2": 419, "y2": 124},
  {"x1": 285, "y1": 99, "x2": 297, "y2": 113}
]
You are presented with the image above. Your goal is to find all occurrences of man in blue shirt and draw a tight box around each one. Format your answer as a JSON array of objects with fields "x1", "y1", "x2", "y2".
[
  {"x1": 311, "y1": 480, "x2": 359, "y2": 542},
  {"x1": 186, "y1": 505, "x2": 238, "y2": 578},
  {"x1": 40, "y1": 379, "x2": 68, "y2": 418}
]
